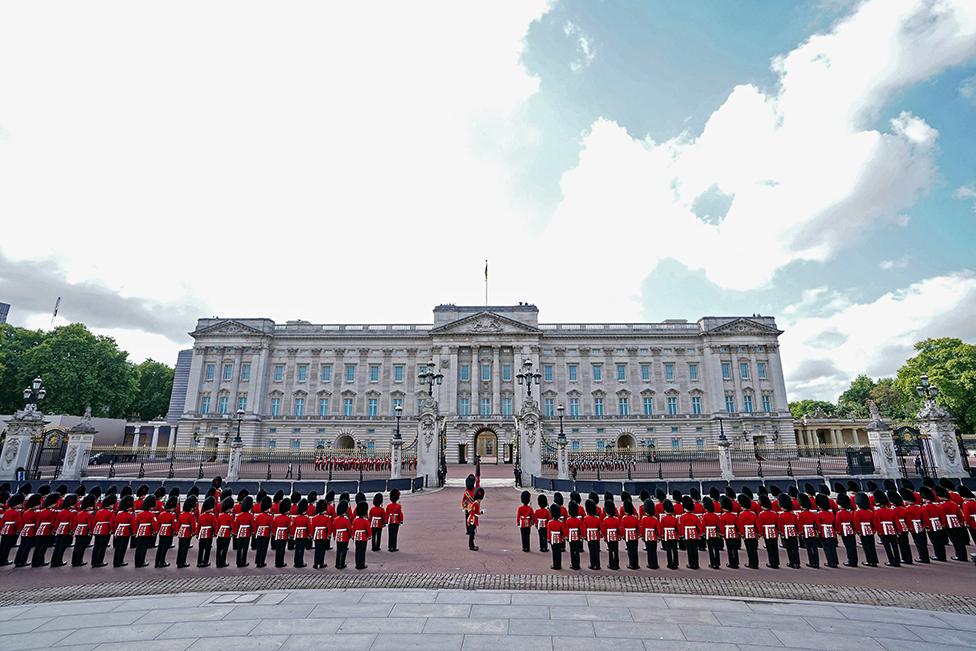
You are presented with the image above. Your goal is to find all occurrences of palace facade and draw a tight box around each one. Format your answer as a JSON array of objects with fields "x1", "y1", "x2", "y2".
[{"x1": 176, "y1": 304, "x2": 794, "y2": 462}]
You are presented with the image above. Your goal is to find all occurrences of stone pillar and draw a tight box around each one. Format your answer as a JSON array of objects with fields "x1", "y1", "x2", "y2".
[
  {"x1": 557, "y1": 439, "x2": 568, "y2": 480},
  {"x1": 492, "y1": 346, "x2": 501, "y2": 416},
  {"x1": 517, "y1": 400, "x2": 542, "y2": 485},
  {"x1": 227, "y1": 439, "x2": 244, "y2": 482},
  {"x1": 415, "y1": 398, "x2": 441, "y2": 487},
  {"x1": 131, "y1": 429, "x2": 141, "y2": 452},
  {"x1": 0, "y1": 411, "x2": 47, "y2": 481},
  {"x1": 717, "y1": 436, "x2": 734, "y2": 481},
  {"x1": 390, "y1": 437, "x2": 403, "y2": 480},
  {"x1": 866, "y1": 419, "x2": 900, "y2": 479},
  {"x1": 150, "y1": 426, "x2": 160, "y2": 450},
  {"x1": 917, "y1": 401, "x2": 966, "y2": 477}
]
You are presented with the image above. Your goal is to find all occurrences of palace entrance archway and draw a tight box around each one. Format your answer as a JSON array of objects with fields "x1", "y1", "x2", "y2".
[
  {"x1": 335, "y1": 435, "x2": 355, "y2": 451},
  {"x1": 617, "y1": 433, "x2": 636, "y2": 451},
  {"x1": 475, "y1": 429, "x2": 499, "y2": 464}
]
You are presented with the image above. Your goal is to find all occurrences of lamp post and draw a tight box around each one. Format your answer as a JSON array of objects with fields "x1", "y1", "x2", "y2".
[
  {"x1": 22, "y1": 377, "x2": 47, "y2": 412},
  {"x1": 717, "y1": 416, "x2": 733, "y2": 480},
  {"x1": 390, "y1": 403, "x2": 404, "y2": 480},
  {"x1": 393, "y1": 403, "x2": 403, "y2": 440},
  {"x1": 516, "y1": 360, "x2": 541, "y2": 399},
  {"x1": 234, "y1": 408, "x2": 244, "y2": 444},
  {"x1": 556, "y1": 404, "x2": 568, "y2": 479},
  {"x1": 418, "y1": 360, "x2": 444, "y2": 397}
]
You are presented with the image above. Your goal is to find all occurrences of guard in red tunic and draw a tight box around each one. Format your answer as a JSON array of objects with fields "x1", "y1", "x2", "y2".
[
  {"x1": 566, "y1": 500, "x2": 584, "y2": 570},
  {"x1": 272, "y1": 497, "x2": 292, "y2": 568},
  {"x1": 197, "y1": 496, "x2": 217, "y2": 567},
  {"x1": 658, "y1": 499, "x2": 679, "y2": 569},
  {"x1": 351, "y1": 500, "x2": 372, "y2": 568},
  {"x1": 465, "y1": 487, "x2": 484, "y2": 552},
  {"x1": 215, "y1": 496, "x2": 235, "y2": 568},
  {"x1": 311, "y1": 499, "x2": 330, "y2": 568},
  {"x1": 582, "y1": 499, "x2": 602, "y2": 569},
  {"x1": 323, "y1": 491, "x2": 336, "y2": 551},
  {"x1": 620, "y1": 500, "x2": 641, "y2": 570},
  {"x1": 30, "y1": 493, "x2": 58, "y2": 567},
  {"x1": 292, "y1": 498, "x2": 310, "y2": 568},
  {"x1": 70, "y1": 494, "x2": 95, "y2": 567},
  {"x1": 853, "y1": 491, "x2": 879, "y2": 567},
  {"x1": 736, "y1": 494, "x2": 759, "y2": 569},
  {"x1": 534, "y1": 494, "x2": 550, "y2": 553},
  {"x1": 332, "y1": 500, "x2": 351, "y2": 569},
  {"x1": 461, "y1": 475, "x2": 476, "y2": 528},
  {"x1": 50, "y1": 493, "x2": 77, "y2": 567},
  {"x1": 959, "y1": 486, "x2": 976, "y2": 546},
  {"x1": 701, "y1": 496, "x2": 722, "y2": 569},
  {"x1": 777, "y1": 493, "x2": 800, "y2": 568},
  {"x1": 719, "y1": 496, "x2": 739, "y2": 569},
  {"x1": 546, "y1": 503, "x2": 565, "y2": 569},
  {"x1": 639, "y1": 499, "x2": 659, "y2": 569},
  {"x1": 936, "y1": 486, "x2": 969, "y2": 561},
  {"x1": 89, "y1": 494, "x2": 115, "y2": 568},
  {"x1": 899, "y1": 488, "x2": 928, "y2": 563},
  {"x1": 516, "y1": 491, "x2": 533, "y2": 553},
  {"x1": 678, "y1": 496, "x2": 701, "y2": 569},
  {"x1": 757, "y1": 494, "x2": 780, "y2": 569},
  {"x1": 602, "y1": 501, "x2": 621, "y2": 570},
  {"x1": 797, "y1": 493, "x2": 820, "y2": 568},
  {"x1": 815, "y1": 494, "x2": 838, "y2": 568},
  {"x1": 920, "y1": 486, "x2": 947, "y2": 561},
  {"x1": 133, "y1": 495, "x2": 158, "y2": 568},
  {"x1": 0, "y1": 493, "x2": 24, "y2": 566},
  {"x1": 175, "y1": 494, "x2": 198, "y2": 568},
  {"x1": 368, "y1": 493, "x2": 386, "y2": 552},
  {"x1": 872, "y1": 490, "x2": 900, "y2": 567},
  {"x1": 381, "y1": 489, "x2": 401, "y2": 552},
  {"x1": 155, "y1": 496, "x2": 178, "y2": 568},
  {"x1": 232, "y1": 495, "x2": 253, "y2": 567},
  {"x1": 111, "y1": 495, "x2": 134, "y2": 568}
]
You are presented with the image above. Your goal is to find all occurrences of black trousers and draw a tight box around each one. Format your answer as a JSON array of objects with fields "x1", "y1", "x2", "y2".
[
  {"x1": 743, "y1": 538, "x2": 759, "y2": 568},
  {"x1": 725, "y1": 538, "x2": 740, "y2": 568},
  {"x1": 763, "y1": 537, "x2": 780, "y2": 568},
  {"x1": 644, "y1": 540, "x2": 659, "y2": 569},
  {"x1": 293, "y1": 538, "x2": 307, "y2": 567},
  {"x1": 551, "y1": 542, "x2": 563, "y2": 569},
  {"x1": 803, "y1": 537, "x2": 820, "y2": 567},
  {"x1": 273, "y1": 539, "x2": 288, "y2": 568},
  {"x1": 215, "y1": 537, "x2": 231, "y2": 567},
  {"x1": 569, "y1": 540, "x2": 582, "y2": 569},
  {"x1": 388, "y1": 524, "x2": 400, "y2": 551},
  {"x1": 840, "y1": 535, "x2": 858, "y2": 566},
  {"x1": 911, "y1": 531, "x2": 930, "y2": 562},
  {"x1": 155, "y1": 536, "x2": 173, "y2": 567},
  {"x1": 859, "y1": 534, "x2": 879, "y2": 566},
  {"x1": 335, "y1": 541, "x2": 349, "y2": 568},
  {"x1": 14, "y1": 536, "x2": 34, "y2": 566},
  {"x1": 607, "y1": 540, "x2": 620, "y2": 570},
  {"x1": 30, "y1": 536, "x2": 52, "y2": 567},
  {"x1": 134, "y1": 536, "x2": 153, "y2": 566},
  {"x1": 51, "y1": 534, "x2": 73, "y2": 567},
  {"x1": 467, "y1": 524, "x2": 477, "y2": 549},
  {"x1": 371, "y1": 527, "x2": 382, "y2": 552},
  {"x1": 706, "y1": 538, "x2": 722, "y2": 568},
  {"x1": 72, "y1": 535, "x2": 91, "y2": 566},
  {"x1": 537, "y1": 528, "x2": 548, "y2": 552},
  {"x1": 928, "y1": 529, "x2": 947, "y2": 561},
  {"x1": 948, "y1": 528, "x2": 969, "y2": 560},
  {"x1": 112, "y1": 536, "x2": 130, "y2": 567},
  {"x1": 879, "y1": 535, "x2": 899, "y2": 566},
  {"x1": 255, "y1": 537, "x2": 270, "y2": 567},
  {"x1": 783, "y1": 537, "x2": 800, "y2": 567},
  {"x1": 197, "y1": 538, "x2": 213, "y2": 567},
  {"x1": 896, "y1": 532, "x2": 913, "y2": 565},
  {"x1": 520, "y1": 527, "x2": 531, "y2": 552},
  {"x1": 625, "y1": 539, "x2": 640, "y2": 569},
  {"x1": 91, "y1": 535, "x2": 109, "y2": 566},
  {"x1": 822, "y1": 537, "x2": 839, "y2": 567},
  {"x1": 0, "y1": 534, "x2": 17, "y2": 565},
  {"x1": 354, "y1": 539, "x2": 368, "y2": 568},
  {"x1": 176, "y1": 537, "x2": 192, "y2": 567},
  {"x1": 586, "y1": 539, "x2": 601, "y2": 569},
  {"x1": 663, "y1": 540, "x2": 679, "y2": 569},
  {"x1": 314, "y1": 539, "x2": 328, "y2": 567},
  {"x1": 233, "y1": 537, "x2": 250, "y2": 567},
  {"x1": 684, "y1": 539, "x2": 699, "y2": 569}
]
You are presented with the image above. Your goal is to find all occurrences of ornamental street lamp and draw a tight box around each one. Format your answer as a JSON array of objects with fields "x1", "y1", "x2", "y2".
[
  {"x1": 234, "y1": 408, "x2": 245, "y2": 444},
  {"x1": 556, "y1": 404, "x2": 566, "y2": 445},
  {"x1": 418, "y1": 360, "x2": 444, "y2": 397},
  {"x1": 516, "y1": 360, "x2": 541, "y2": 399},
  {"x1": 393, "y1": 403, "x2": 403, "y2": 440},
  {"x1": 556, "y1": 403, "x2": 568, "y2": 479},
  {"x1": 916, "y1": 374, "x2": 939, "y2": 403},
  {"x1": 23, "y1": 377, "x2": 46, "y2": 408}
]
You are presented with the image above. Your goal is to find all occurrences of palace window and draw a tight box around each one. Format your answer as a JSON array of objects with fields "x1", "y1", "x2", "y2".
[
  {"x1": 367, "y1": 398, "x2": 378, "y2": 417},
  {"x1": 543, "y1": 365, "x2": 553, "y2": 382},
  {"x1": 696, "y1": 438, "x2": 705, "y2": 449},
  {"x1": 502, "y1": 364, "x2": 512, "y2": 382},
  {"x1": 667, "y1": 396, "x2": 678, "y2": 415},
  {"x1": 217, "y1": 396, "x2": 229, "y2": 415},
  {"x1": 341, "y1": 398, "x2": 353, "y2": 416},
  {"x1": 569, "y1": 398, "x2": 580, "y2": 417},
  {"x1": 274, "y1": 365, "x2": 284, "y2": 382},
  {"x1": 394, "y1": 365, "x2": 404, "y2": 382},
  {"x1": 295, "y1": 397, "x2": 305, "y2": 417},
  {"x1": 502, "y1": 397, "x2": 513, "y2": 416},
  {"x1": 481, "y1": 364, "x2": 491, "y2": 382},
  {"x1": 618, "y1": 397, "x2": 629, "y2": 416},
  {"x1": 594, "y1": 398, "x2": 604, "y2": 416},
  {"x1": 205, "y1": 364, "x2": 215, "y2": 381},
  {"x1": 320, "y1": 365, "x2": 332, "y2": 382},
  {"x1": 671, "y1": 438, "x2": 681, "y2": 449},
  {"x1": 481, "y1": 398, "x2": 491, "y2": 416},
  {"x1": 592, "y1": 364, "x2": 602, "y2": 382},
  {"x1": 721, "y1": 362, "x2": 731, "y2": 380},
  {"x1": 459, "y1": 398, "x2": 470, "y2": 416},
  {"x1": 664, "y1": 363, "x2": 675, "y2": 381},
  {"x1": 725, "y1": 394, "x2": 735, "y2": 414},
  {"x1": 597, "y1": 439, "x2": 605, "y2": 452},
  {"x1": 572, "y1": 440, "x2": 580, "y2": 451},
  {"x1": 688, "y1": 363, "x2": 699, "y2": 381},
  {"x1": 568, "y1": 364, "x2": 578, "y2": 382},
  {"x1": 641, "y1": 364, "x2": 651, "y2": 381},
  {"x1": 369, "y1": 365, "x2": 380, "y2": 383},
  {"x1": 416, "y1": 398, "x2": 424, "y2": 413},
  {"x1": 223, "y1": 364, "x2": 233, "y2": 382},
  {"x1": 200, "y1": 395, "x2": 211, "y2": 414},
  {"x1": 237, "y1": 394, "x2": 247, "y2": 412},
  {"x1": 544, "y1": 398, "x2": 554, "y2": 417},
  {"x1": 616, "y1": 364, "x2": 627, "y2": 381},
  {"x1": 743, "y1": 394, "x2": 753, "y2": 413},
  {"x1": 643, "y1": 397, "x2": 653, "y2": 415},
  {"x1": 757, "y1": 362, "x2": 767, "y2": 380},
  {"x1": 271, "y1": 398, "x2": 281, "y2": 417},
  {"x1": 460, "y1": 364, "x2": 470, "y2": 381},
  {"x1": 318, "y1": 398, "x2": 329, "y2": 416},
  {"x1": 740, "y1": 362, "x2": 750, "y2": 380},
  {"x1": 691, "y1": 395, "x2": 702, "y2": 415},
  {"x1": 762, "y1": 393, "x2": 772, "y2": 413},
  {"x1": 240, "y1": 363, "x2": 251, "y2": 382},
  {"x1": 345, "y1": 364, "x2": 356, "y2": 382},
  {"x1": 297, "y1": 365, "x2": 308, "y2": 382}
]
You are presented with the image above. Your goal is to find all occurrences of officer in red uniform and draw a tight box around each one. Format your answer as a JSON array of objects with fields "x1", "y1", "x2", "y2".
[
  {"x1": 0, "y1": 493, "x2": 24, "y2": 566},
  {"x1": 919, "y1": 486, "x2": 947, "y2": 561},
  {"x1": 232, "y1": 495, "x2": 253, "y2": 567},
  {"x1": 959, "y1": 486, "x2": 976, "y2": 545},
  {"x1": 620, "y1": 500, "x2": 640, "y2": 570},
  {"x1": 736, "y1": 493, "x2": 759, "y2": 569},
  {"x1": 638, "y1": 499, "x2": 659, "y2": 570},
  {"x1": 757, "y1": 494, "x2": 780, "y2": 569},
  {"x1": 323, "y1": 491, "x2": 336, "y2": 551},
  {"x1": 582, "y1": 499, "x2": 603, "y2": 569},
  {"x1": 701, "y1": 496, "x2": 722, "y2": 569},
  {"x1": 872, "y1": 490, "x2": 900, "y2": 567},
  {"x1": 384, "y1": 489, "x2": 403, "y2": 552},
  {"x1": 465, "y1": 487, "x2": 484, "y2": 552},
  {"x1": 853, "y1": 492, "x2": 879, "y2": 567},
  {"x1": 678, "y1": 496, "x2": 702, "y2": 569},
  {"x1": 461, "y1": 475, "x2": 476, "y2": 528},
  {"x1": 534, "y1": 494, "x2": 550, "y2": 553},
  {"x1": 271, "y1": 497, "x2": 292, "y2": 568},
  {"x1": 546, "y1": 503, "x2": 565, "y2": 569},
  {"x1": 936, "y1": 486, "x2": 969, "y2": 561},
  {"x1": 154, "y1": 496, "x2": 177, "y2": 568},
  {"x1": 49, "y1": 493, "x2": 77, "y2": 568},
  {"x1": 368, "y1": 493, "x2": 385, "y2": 552},
  {"x1": 797, "y1": 493, "x2": 820, "y2": 568},
  {"x1": 175, "y1": 494, "x2": 198, "y2": 568},
  {"x1": 197, "y1": 496, "x2": 217, "y2": 568},
  {"x1": 292, "y1": 498, "x2": 310, "y2": 568},
  {"x1": 516, "y1": 491, "x2": 533, "y2": 553},
  {"x1": 69, "y1": 494, "x2": 94, "y2": 567},
  {"x1": 215, "y1": 496, "x2": 235, "y2": 568},
  {"x1": 658, "y1": 499, "x2": 679, "y2": 569},
  {"x1": 351, "y1": 500, "x2": 373, "y2": 567},
  {"x1": 111, "y1": 495, "x2": 134, "y2": 568},
  {"x1": 719, "y1": 496, "x2": 739, "y2": 569},
  {"x1": 89, "y1": 494, "x2": 115, "y2": 568},
  {"x1": 566, "y1": 500, "x2": 584, "y2": 570},
  {"x1": 332, "y1": 500, "x2": 351, "y2": 569},
  {"x1": 814, "y1": 494, "x2": 838, "y2": 568},
  {"x1": 777, "y1": 494, "x2": 800, "y2": 568},
  {"x1": 311, "y1": 499, "x2": 330, "y2": 568},
  {"x1": 30, "y1": 493, "x2": 59, "y2": 567},
  {"x1": 133, "y1": 495, "x2": 158, "y2": 568},
  {"x1": 601, "y1": 500, "x2": 621, "y2": 570}
]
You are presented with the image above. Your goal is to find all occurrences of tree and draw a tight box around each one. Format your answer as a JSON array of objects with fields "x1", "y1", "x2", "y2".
[
  {"x1": 19, "y1": 323, "x2": 138, "y2": 418},
  {"x1": 131, "y1": 359, "x2": 175, "y2": 420},
  {"x1": 867, "y1": 378, "x2": 911, "y2": 420},
  {"x1": 837, "y1": 374, "x2": 875, "y2": 418},
  {"x1": 789, "y1": 399, "x2": 839, "y2": 420},
  {"x1": 895, "y1": 338, "x2": 976, "y2": 435},
  {"x1": 0, "y1": 324, "x2": 47, "y2": 413}
]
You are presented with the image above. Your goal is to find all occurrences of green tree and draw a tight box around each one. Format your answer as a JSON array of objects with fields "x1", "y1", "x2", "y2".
[
  {"x1": 789, "y1": 399, "x2": 839, "y2": 420},
  {"x1": 131, "y1": 359, "x2": 174, "y2": 420},
  {"x1": 0, "y1": 324, "x2": 47, "y2": 413},
  {"x1": 837, "y1": 373, "x2": 875, "y2": 418},
  {"x1": 20, "y1": 323, "x2": 138, "y2": 418},
  {"x1": 867, "y1": 378, "x2": 911, "y2": 420},
  {"x1": 895, "y1": 337, "x2": 976, "y2": 435}
]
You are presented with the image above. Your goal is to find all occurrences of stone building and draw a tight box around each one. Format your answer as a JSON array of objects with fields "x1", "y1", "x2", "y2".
[{"x1": 175, "y1": 304, "x2": 794, "y2": 463}]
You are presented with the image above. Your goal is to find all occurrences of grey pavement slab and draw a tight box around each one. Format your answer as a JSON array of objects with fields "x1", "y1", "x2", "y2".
[
  {"x1": 438, "y1": 591, "x2": 512, "y2": 604},
  {"x1": 748, "y1": 600, "x2": 845, "y2": 618},
  {"x1": 279, "y1": 590, "x2": 365, "y2": 604},
  {"x1": 425, "y1": 617, "x2": 509, "y2": 634},
  {"x1": 360, "y1": 590, "x2": 438, "y2": 603},
  {"x1": 903, "y1": 624, "x2": 974, "y2": 647},
  {"x1": 470, "y1": 604, "x2": 539, "y2": 619},
  {"x1": 461, "y1": 634, "x2": 552, "y2": 650},
  {"x1": 93, "y1": 642, "x2": 192, "y2": 651},
  {"x1": 45, "y1": 610, "x2": 147, "y2": 631},
  {"x1": 771, "y1": 628, "x2": 887, "y2": 650},
  {"x1": 667, "y1": 596, "x2": 746, "y2": 611},
  {"x1": 57, "y1": 623, "x2": 172, "y2": 646},
  {"x1": 511, "y1": 592, "x2": 587, "y2": 606},
  {"x1": 0, "y1": 628, "x2": 72, "y2": 650},
  {"x1": 839, "y1": 604, "x2": 950, "y2": 627},
  {"x1": 113, "y1": 595, "x2": 213, "y2": 611},
  {"x1": 507, "y1": 618, "x2": 594, "y2": 637},
  {"x1": 222, "y1": 604, "x2": 315, "y2": 620},
  {"x1": 630, "y1": 607, "x2": 721, "y2": 625},
  {"x1": 308, "y1": 603, "x2": 393, "y2": 618},
  {"x1": 0, "y1": 616, "x2": 47, "y2": 635},
  {"x1": 135, "y1": 606, "x2": 235, "y2": 624},
  {"x1": 255, "y1": 618, "x2": 343, "y2": 635},
  {"x1": 550, "y1": 637, "x2": 644, "y2": 651},
  {"x1": 592, "y1": 621, "x2": 685, "y2": 640},
  {"x1": 371, "y1": 633, "x2": 464, "y2": 650},
  {"x1": 680, "y1": 623, "x2": 781, "y2": 645},
  {"x1": 876, "y1": 637, "x2": 974, "y2": 651},
  {"x1": 186, "y1": 636, "x2": 287, "y2": 651},
  {"x1": 158, "y1": 620, "x2": 259, "y2": 639},
  {"x1": 804, "y1": 615, "x2": 921, "y2": 641},
  {"x1": 390, "y1": 602, "x2": 472, "y2": 618},
  {"x1": 336, "y1": 616, "x2": 426, "y2": 633},
  {"x1": 280, "y1": 633, "x2": 375, "y2": 650},
  {"x1": 586, "y1": 593, "x2": 668, "y2": 608},
  {"x1": 715, "y1": 610, "x2": 816, "y2": 630}
]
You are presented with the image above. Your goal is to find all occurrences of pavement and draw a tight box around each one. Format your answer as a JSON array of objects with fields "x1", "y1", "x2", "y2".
[{"x1": 1, "y1": 588, "x2": 975, "y2": 651}]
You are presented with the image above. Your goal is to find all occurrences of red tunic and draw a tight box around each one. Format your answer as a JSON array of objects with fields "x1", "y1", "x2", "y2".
[
  {"x1": 156, "y1": 511, "x2": 176, "y2": 537},
  {"x1": 565, "y1": 515, "x2": 583, "y2": 543},
  {"x1": 516, "y1": 505, "x2": 533, "y2": 528},
  {"x1": 546, "y1": 518, "x2": 566, "y2": 545},
  {"x1": 113, "y1": 511, "x2": 134, "y2": 538},
  {"x1": 816, "y1": 510, "x2": 836, "y2": 539},
  {"x1": 736, "y1": 509, "x2": 758, "y2": 540},
  {"x1": 35, "y1": 508, "x2": 55, "y2": 537},
  {"x1": 582, "y1": 514, "x2": 603, "y2": 542},
  {"x1": 777, "y1": 511, "x2": 798, "y2": 538},
  {"x1": 272, "y1": 513, "x2": 291, "y2": 541},
  {"x1": 351, "y1": 516, "x2": 372, "y2": 542},
  {"x1": 332, "y1": 515, "x2": 351, "y2": 543},
  {"x1": 534, "y1": 507, "x2": 550, "y2": 531},
  {"x1": 601, "y1": 515, "x2": 621, "y2": 542},
  {"x1": 291, "y1": 513, "x2": 310, "y2": 540},
  {"x1": 216, "y1": 512, "x2": 234, "y2": 539},
  {"x1": 54, "y1": 508, "x2": 74, "y2": 537},
  {"x1": 91, "y1": 508, "x2": 113, "y2": 537},
  {"x1": 233, "y1": 511, "x2": 253, "y2": 538},
  {"x1": 385, "y1": 503, "x2": 403, "y2": 526},
  {"x1": 719, "y1": 511, "x2": 739, "y2": 540},
  {"x1": 962, "y1": 499, "x2": 976, "y2": 530},
  {"x1": 639, "y1": 514, "x2": 659, "y2": 542},
  {"x1": 0, "y1": 508, "x2": 22, "y2": 535},
  {"x1": 619, "y1": 514, "x2": 640, "y2": 542},
  {"x1": 176, "y1": 511, "x2": 196, "y2": 538},
  {"x1": 941, "y1": 500, "x2": 965, "y2": 529},
  {"x1": 678, "y1": 512, "x2": 702, "y2": 541},
  {"x1": 658, "y1": 513, "x2": 679, "y2": 542},
  {"x1": 197, "y1": 512, "x2": 217, "y2": 540},
  {"x1": 133, "y1": 510, "x2": 157, "y2": 538},
  {"x1": 853, "y1": 509, "x2": 876, "y2": 536},
  {"x1": 797, "y1": 509, "x2": 819, "y2": 539},
  {"x1": 368, "y1": 506, "x2": 386, "y2": 530},
  {"x1": 310, "y1": 513, "x2": 330, "y2": 540},
  {"x1": 834, "y1": 510, "x2": 856, "y2": 537},
  {"x1": 757, "y1": 510, "x2": 779, "y2": 539},
  {"x1": 701, "y1": 511, "x2": 721, "y2": 539},
  {"x1": 72, "y1": 509, "x2": 93, "y2": 537}
]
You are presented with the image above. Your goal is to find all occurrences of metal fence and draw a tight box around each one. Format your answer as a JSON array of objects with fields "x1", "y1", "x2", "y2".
[
  {"x1": 730, "y1": 446, "x2": 873, "y2": 478},
  {"x1": 85, "y1": 446, "x2": 229, "y2": 480},
  {"x1": 542, "y1": 450, "x2": 727, "y2": 480},
  {"x1": 238, "y1": 449, "x2": 405, "y2": 481}
]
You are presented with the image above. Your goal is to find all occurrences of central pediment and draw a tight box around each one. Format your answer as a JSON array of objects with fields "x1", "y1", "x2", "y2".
[{"x1": 430, "y1": 311, "x2": 541, "y2": 335}]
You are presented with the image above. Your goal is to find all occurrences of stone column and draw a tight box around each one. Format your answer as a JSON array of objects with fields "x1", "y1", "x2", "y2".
[
  {"x1": 517, "y1": 400, "x2": 542, "y2": 485},
  {"x1": 0, "y1": 409, "x2": 47, "y2": 481},
  {"x1": 390, "y1": 437, "x2": 403, "y2": 480},
  {"x1": 227, "y1": 438, "x2": 244, "y2": 482},
  {"x1": 917, "y1": 401, "x2": 966, "y2": 477},
  {"x1": 557, "y1": 439, "x2": 568, "y2": 480},
  {"x1": 415, "y1": 398, "x2": 441, "y2": 487},
  {"x1": 472, "y1": 346, "x2": 481, "y2": 416},
  {"x1": 61, "y1": 410, "x2": 97, "y2": 481},
  {"x1": 866, "y1": 418, "x2": 900, "y2": 478},
  {"x1": 717, "y1": 436, "x2": 734, "y2": 481},
  {"x1": 492, "y1": 346, "x2": 501, "y2": 416}
]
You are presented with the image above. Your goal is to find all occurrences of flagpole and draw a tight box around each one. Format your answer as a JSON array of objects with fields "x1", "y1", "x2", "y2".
[{"x1": 484, "y1": 259, "x2": 488, "y2": 307}]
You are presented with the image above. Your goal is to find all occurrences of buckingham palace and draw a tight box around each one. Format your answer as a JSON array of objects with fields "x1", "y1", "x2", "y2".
[{"x1": 175, "y1": 303, "x2": 795, "y2": 463}]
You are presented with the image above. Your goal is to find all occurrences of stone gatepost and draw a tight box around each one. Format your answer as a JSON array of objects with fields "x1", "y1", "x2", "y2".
[
  {"x1": 717, "y1": 436, "x2": 734, "y2": 481},
  {"x1": 0, "y1": 408, "x2": 48, "y2": 482},
  {"x1": 390, "y1": 437, "x2": 403, "y2": 480},
  {"x1": 516, "y1": 399, "x2": 542, "y2": 486},
  {"x1": 61, "y1": 408, "x2": 97, "y2": 481},
  {"x1": 227, "y1": 438, "x2": 244, "y2": 482},
  {"x1": 865, "y1": 402, "x2": 900, "y2": 478},
  {"x1": 917, "y1": 399, "x2": 966, "y2": 478},
  {"x1": 557, "y1": 439, "x2": 568, "y2": 480},
  {"x1": 415, "y1": 397, "x2": 440, "y2": 488}
]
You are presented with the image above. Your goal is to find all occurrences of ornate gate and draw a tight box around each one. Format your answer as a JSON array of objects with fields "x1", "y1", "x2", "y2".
[
  {"x1": 893, "y1": 426, "x2": 932, "y2": 478},
  {"x1": 28, "y1": 429, "x2": 69, "y2": 480}
]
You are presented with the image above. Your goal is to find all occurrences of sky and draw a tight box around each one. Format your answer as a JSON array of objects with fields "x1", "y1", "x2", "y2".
[{"x1": 1, "y1": 0, "x2": 974, "y2": 402}]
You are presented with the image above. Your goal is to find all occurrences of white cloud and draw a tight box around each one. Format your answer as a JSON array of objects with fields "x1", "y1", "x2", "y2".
[
  {"x1": 543, "y1": 0, "x2": 976, "y2": 314},
  {"x1": 961, "y1": 74, "x2": 976, "y2": 104},
  {"x1": 564, "y1": 21, "x2": 596, "y2": 72},
  {"x1": 780, "y1": 270, "x2": 976, "y2": 400},
  {"x1": 879, "y1": 257, "x2": 909, "y2": 270}
]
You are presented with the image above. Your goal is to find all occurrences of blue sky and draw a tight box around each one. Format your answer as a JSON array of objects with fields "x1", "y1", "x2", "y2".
[{"x1": 0, "y1": 0, "x2": 974, "y2": 402}]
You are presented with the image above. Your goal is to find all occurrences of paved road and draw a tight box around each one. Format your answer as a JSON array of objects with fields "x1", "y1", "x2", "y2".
[
  {"x1": 2, "y1": 483, "x2": 973, "y2": 600},
  {"x1": 1, "y1": 588, "x2": 974, "y2": 650}
]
